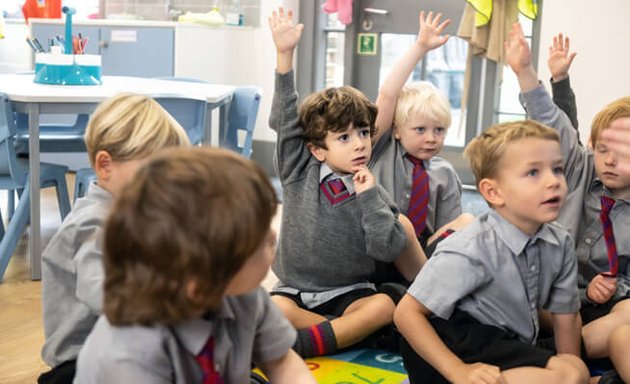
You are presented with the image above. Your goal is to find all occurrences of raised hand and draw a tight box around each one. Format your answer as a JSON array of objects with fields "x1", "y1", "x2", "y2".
[
  {"x1": 352, "y1": 165, "x2": 375, "y2": 194},
  {"x1": 505, "y1": 22, "x2": 532, "y2": 75},
  {"x1": 548, "y1": 33, "x2": 577, "y2": 82},
  {"x1": 268, "y1": 7, "x2": 304, "y2": 55},
  {"x1": 587, "y1": 274, "x2": 617, "y2": 304},
  {"x1": 417, "y1": 11, "x2": 451, "y2": 52}
]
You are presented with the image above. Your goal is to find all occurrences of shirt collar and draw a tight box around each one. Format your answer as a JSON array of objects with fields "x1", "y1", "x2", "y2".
[
  {"x1": 172, "y1": 296, "x2": 236, "y2": 356},
  {"x1": 488, "y1": 210, "x2": 559, "y2": 255},
  {"x1": 400, "y1": 146, "x2": 431, "y2": 170},
  {"x1": 318, "y1": 163, "x2": 356, "y2": 195}
]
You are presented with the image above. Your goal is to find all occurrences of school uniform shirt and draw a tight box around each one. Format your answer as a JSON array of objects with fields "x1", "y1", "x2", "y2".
[
  {"x1": 408, "y1": 210, "x2": 580, "y2": 344},
  {"x1": 41, "y1": 182, "x2": 112, "y2": 368},
  {"x1": 520, "y1": 84, "x2": 630, "y2": 300},
  {"x1": 74, "y1": 287, "x2": 296, "y2": 384},
  {"x1": 369, "y1": 129, "x2": 463, "y2": 234},
  {"x1": 269, "y1": 70, "x2": 408, "y2": 293}
]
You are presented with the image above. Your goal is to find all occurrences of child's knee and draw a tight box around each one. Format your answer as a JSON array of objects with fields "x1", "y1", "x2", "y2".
[
  {"x1": 367, "y1": 293, "x2": 396, "y2": 322},
  {"x1": 547, "y1": 354, "x2": 590, "y2": 384},
  {"x1": 608, "y1": 324, "x2": 630, "y2": 355}
]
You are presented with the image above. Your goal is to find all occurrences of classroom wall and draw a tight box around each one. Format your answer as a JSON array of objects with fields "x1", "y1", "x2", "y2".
[{"x1": 536, "y1": 0, "x2": 630, "y2": 141}]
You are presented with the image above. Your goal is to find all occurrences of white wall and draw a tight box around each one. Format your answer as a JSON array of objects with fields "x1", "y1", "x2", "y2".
[{"x1": 536, "y1": 0, "x2": 630, "y2": 141}]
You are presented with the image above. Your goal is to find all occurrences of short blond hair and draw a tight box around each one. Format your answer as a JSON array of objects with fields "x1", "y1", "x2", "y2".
[
  {"x1": 84, "y1": 93, "x2": 190, "y2": 167},
  {"x1": 394, "y1": 81, "x2": 451, "y2": 129},
  {"x1": 590, "y1": 97, "x2": 630, "y2": 148},
  {"x1": 464, "y1": 120, "x2": 560, "y2": 188}
]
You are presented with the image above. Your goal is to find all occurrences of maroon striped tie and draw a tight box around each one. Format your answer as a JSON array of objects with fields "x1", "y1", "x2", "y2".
[
  {"x1": 196, "y1": 337, "x2": 224, "y2": 384},
  {"x1": 321, "y1": 178, "x2": 351, "y2": 205},
  {"x1": 600, "y1": 196, "x2": 618, "y2": 277},
  {"x1": 407, "y1": 155, "x2": 429, "y2": 236}
]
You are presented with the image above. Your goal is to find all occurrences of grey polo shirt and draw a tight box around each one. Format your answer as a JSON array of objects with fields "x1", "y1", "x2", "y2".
[
  {"x1": 74, "y1": 287, "x2": 296, "y2": 384},
  {"x1": 520, "y1": 84, "x2": 630, "y2": 300},
  {"x1": 408, "y1": 210, "x2": 580, "y2": 344},
  {"x1": 369, "y1": 130, "x2": 463, "y2": 234},
  {"x1": 41, "y1": 182, "x2": 112, "y2": 367}
]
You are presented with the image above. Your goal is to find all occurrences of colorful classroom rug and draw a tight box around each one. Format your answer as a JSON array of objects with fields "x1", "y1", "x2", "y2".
[
  {"x1": 254, "y1": 348, "x2": 409, "y2": 383},
  {"x1": 305, "y1": 348, "x2": 409, "y2": 383}
]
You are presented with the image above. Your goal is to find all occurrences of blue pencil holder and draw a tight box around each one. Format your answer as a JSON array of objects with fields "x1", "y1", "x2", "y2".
[{"x1": 34, "y1": 53, "x2": 102, "y2": 85}]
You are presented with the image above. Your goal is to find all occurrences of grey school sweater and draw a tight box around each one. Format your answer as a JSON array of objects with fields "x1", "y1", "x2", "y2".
[{"x1": 270, "y1": 71, "x2": 407, "y2": 292}]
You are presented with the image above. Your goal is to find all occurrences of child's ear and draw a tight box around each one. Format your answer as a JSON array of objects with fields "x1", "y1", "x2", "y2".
[
  {"x1": 478, "y1": 178, "x2": 505, "y2": 207},
  {"x1": 307, "y1": 142, "x2": 326, "y2": 162},
  {"x1": 393, "y1": 126, "x2": 401, "y2": 140},
  {"x1": 94, "y1": 150, "x2": 113, "y2": 182}
]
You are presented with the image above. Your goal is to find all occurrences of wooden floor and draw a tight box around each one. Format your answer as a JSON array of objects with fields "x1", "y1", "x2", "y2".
[
  {"x1": 0, "y1": 175, "x2": 73, "y2": 383},
  {"x1": 0, "y1": 174, "x2": 281, "y2": 383}
]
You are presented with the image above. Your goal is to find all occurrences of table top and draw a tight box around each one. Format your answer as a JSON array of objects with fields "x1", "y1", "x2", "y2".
[{"x1": 0, "y1": 74, "x2": 234, "y2": 104}]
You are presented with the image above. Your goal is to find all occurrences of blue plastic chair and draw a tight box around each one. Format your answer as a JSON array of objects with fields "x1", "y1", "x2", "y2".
[
  {"x1": 14, "y1": 112, "x2": 89, "y2": 153},
  {"x1": 154, "y1": 95, "x2": 207, "y2": 145},
  {"x1": 219, "y1": 86, "x2": 262, "y2": 159},
  {"x1": 73, "y1": 167, "x2": 97, "y2": 202},
  {"x1": 0, "y1": 93, "x2": 71, "y2": 281}
]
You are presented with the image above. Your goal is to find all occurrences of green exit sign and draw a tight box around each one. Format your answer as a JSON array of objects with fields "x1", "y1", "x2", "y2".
[{"x1": 357, "y1": 33, "x2": 378, "y2": 56}]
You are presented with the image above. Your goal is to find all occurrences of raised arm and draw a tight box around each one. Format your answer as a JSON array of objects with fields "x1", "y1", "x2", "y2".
[
  {"x1": 373, "y1": 11, "x2": 451, "y2": 144},
  {"x1": 504, "y1": 22, "x2": 538, "y2": 93},
  {"x1": 268, "y1": 7, "x2": 304, "y2": 74},
  {"x1": 548, "y1": 33, "x2": 579, "y2": 131}
]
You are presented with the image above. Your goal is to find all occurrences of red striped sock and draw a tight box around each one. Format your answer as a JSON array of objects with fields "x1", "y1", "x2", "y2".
[{"x1": 293, "y1": 321, "x2": 337, "y2": 358}]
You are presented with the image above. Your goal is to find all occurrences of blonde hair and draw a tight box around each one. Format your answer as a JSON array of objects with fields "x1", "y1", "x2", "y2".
[
  {"x1": 590, "y1": 97, "x2": 630, "y2": 148},
  {"x1": 464, "y1": 120, "x2": 560, "y2": 188},
  {"x1": 84, "y1": 93, "x2": 190, "y2": 167},
  {"x1": 394, "y1": 81, "x2": 451, "y2": 129}
]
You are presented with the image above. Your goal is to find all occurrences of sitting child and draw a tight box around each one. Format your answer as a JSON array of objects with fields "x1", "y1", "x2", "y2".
[
  {"x1": 39, "y1": 93, "x2": 190, "y2": 383},
  {"x1": 370, "y1": 11, "x2": 473, "y2": 254},
  {"x1": 267, "y1": 7, "x2": 424, "y2": 357},
  {"x1": 74, "y1": 147, "x2": 316, "y2": 383},
  {"x1": 394, "y1": 120, "x2": 589, "y2": 384},
  {"x1": 506, "y1": 22, "x2": 630, "y2": 383}
]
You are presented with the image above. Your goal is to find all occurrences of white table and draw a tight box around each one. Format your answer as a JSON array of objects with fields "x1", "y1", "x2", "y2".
[{"x1": 0, "y1": 74, "x2": 235, "y2": 280}]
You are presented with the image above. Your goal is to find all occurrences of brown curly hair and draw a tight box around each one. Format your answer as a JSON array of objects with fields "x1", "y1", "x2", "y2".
[{"x1": 299, "y1": 86, "x2": 377, "y2": 149}]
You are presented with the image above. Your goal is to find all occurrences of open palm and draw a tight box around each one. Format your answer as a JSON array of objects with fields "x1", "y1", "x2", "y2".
[{"x1": 268, "y1": 7, "x2": 304, "y2": 54}]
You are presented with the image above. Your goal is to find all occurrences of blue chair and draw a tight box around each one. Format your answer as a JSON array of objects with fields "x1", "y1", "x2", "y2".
[
  {"x1": 153, "y1": 95, "x2": 207, "y2": 145},
  {"x1": 12, "y1": 70, "x2": 88, "y2": 153},
  {"x1": 0, "y1": 93, "x2": 71, "y2": 281},
  {"x1": 219, "y1": 86, "x2": 262, "y2": 159},
  {"x1": 73, "y1": 167, "x2": 97, "y2": 202},
  {"x1": 14, "y1": 113, "x2": 89, "y2": 153}
]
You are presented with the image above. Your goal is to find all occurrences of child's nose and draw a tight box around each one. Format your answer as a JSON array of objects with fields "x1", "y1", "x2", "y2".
[{"x1": 605, "y1": 151, "x2": 618, "y2": 166}]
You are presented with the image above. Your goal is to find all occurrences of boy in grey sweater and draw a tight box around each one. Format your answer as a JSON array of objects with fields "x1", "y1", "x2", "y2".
[{"x1": 267, "y1": 7, "x2": 424, "y2": 358}]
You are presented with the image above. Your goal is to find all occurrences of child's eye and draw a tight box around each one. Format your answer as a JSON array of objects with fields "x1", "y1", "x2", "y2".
[
  {"x1": 434, "y1": 127, "x2": 446, "y2": 136},
  {"x1": 553, "y1": 166, "x2": 564, "y2": 174},
  {"x1": 338, "y1": 134, "x2": 349, "y2": 142},
  {"x1": 526, "y1": 169, "x2": 539, "y2": 177},
  {"x1": 359, "y1": 128, "x2": 371, "y2": 137},
  {"x1": 597, "y1": 145, "x2": 608, "y2": 153},
  {"x1": 415, "y1": 127, "x2": 426, "y2": 134}
]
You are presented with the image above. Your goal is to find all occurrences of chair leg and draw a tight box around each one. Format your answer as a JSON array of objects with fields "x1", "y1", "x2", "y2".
[
  {"x1": 55, "y1": 179, "x2": 71, "y2": 220},
  {"x1": 0, "y1": 183, "x2": 31, "y2": 281},
  {"x1": 7, "y1": 190, "x2": 14, "y2": 220}
]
